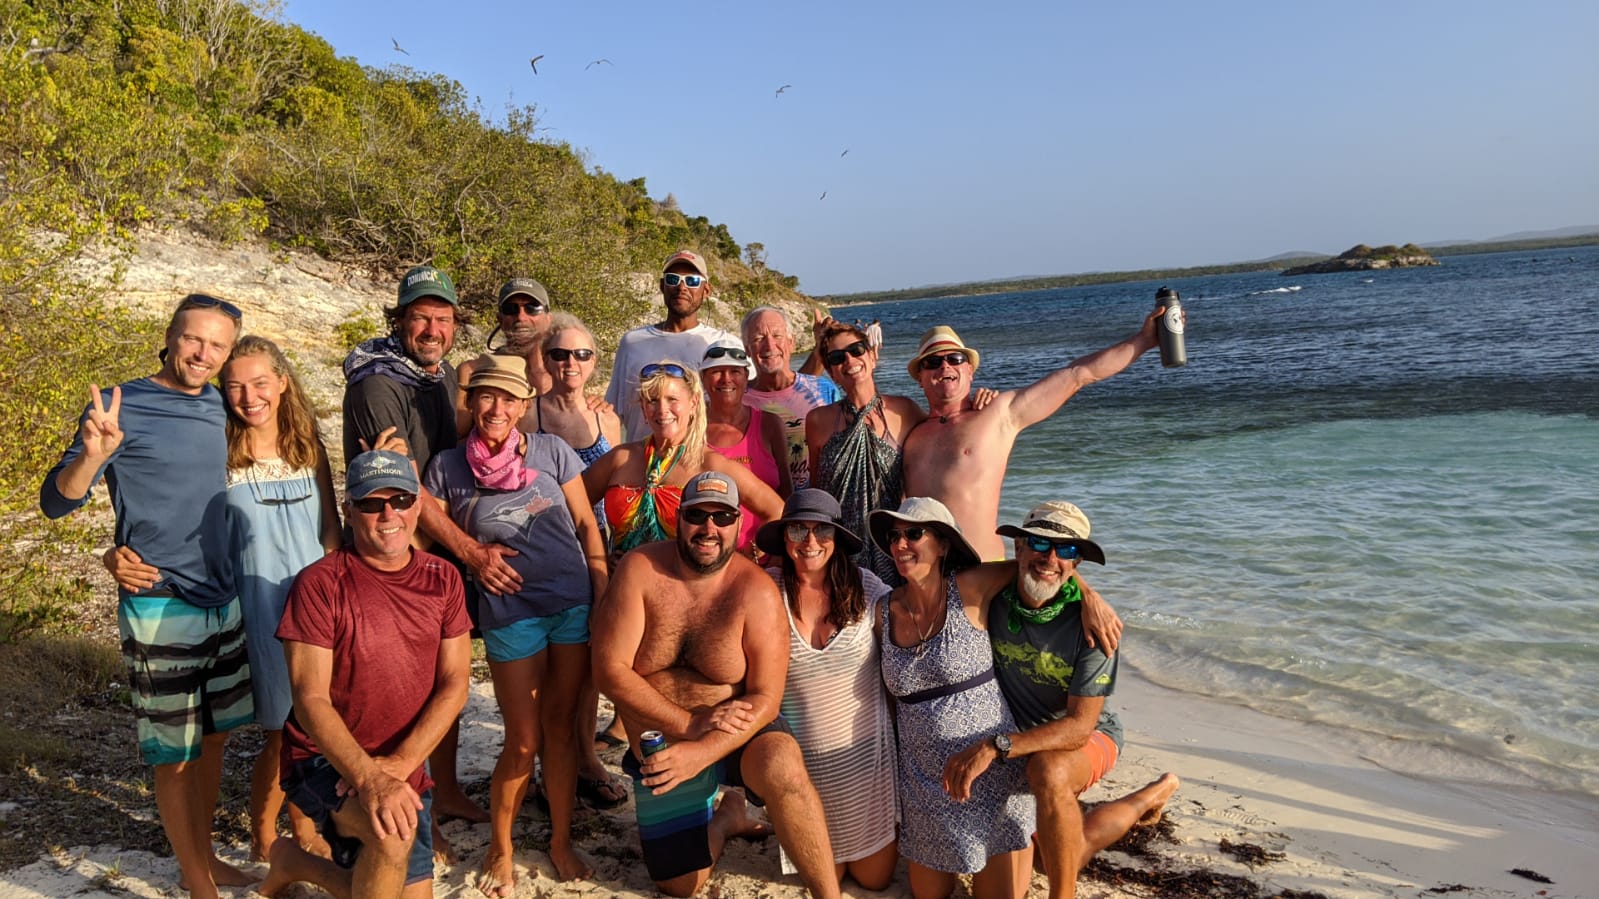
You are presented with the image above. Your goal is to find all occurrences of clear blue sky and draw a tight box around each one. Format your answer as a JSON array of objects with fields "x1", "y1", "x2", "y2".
[{"x1": 278, "y1": 0, "x2": 1598, "y2": 294}]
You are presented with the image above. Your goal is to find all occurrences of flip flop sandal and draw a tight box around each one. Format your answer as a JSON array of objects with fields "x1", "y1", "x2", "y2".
[{"x1": 577, "y1": 773, "x2": 629, "y2": 809}]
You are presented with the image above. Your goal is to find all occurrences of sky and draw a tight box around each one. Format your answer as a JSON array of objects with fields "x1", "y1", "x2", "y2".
[{"x1": 277, "y1": 0, "x2": 1599, "y2": 295}]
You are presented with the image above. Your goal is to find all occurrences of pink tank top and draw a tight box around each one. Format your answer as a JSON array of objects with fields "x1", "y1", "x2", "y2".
[{"x1": 709, "y1": 410, "x2": 781, "y2": 551}]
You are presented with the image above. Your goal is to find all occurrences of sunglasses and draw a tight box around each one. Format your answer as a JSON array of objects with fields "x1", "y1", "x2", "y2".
[
  {"x1": 499, "y1": 299, "x2": 549, "y2": 317},
  {"x1": 784, "y1": 522, "x2": 836, "y2": 543},
  {"x1": 663, "y1": 273, "x2": 706, "y2": 288},
  {"x1": 178, "y1": 293, "x2": 243, "y2": 320},
  {"x1": 1025, "y1": 536, "x2": 1082, "y2": 561},
  {"x1": 640, "y1": 362, "x2": 690, "y2": 380},
  {"x1": 823, "y1": 340, "x2": 870, "y2": 367},
  {"x1": 682, "y1": 506, "x2": 740, "y2": 527},
  {"x1": 545, "y1": 347, "x2": 596, "y2": 362},
  {"x1": 886, "y1": 526, "x2": 929, "y2": 544},
  {"x1": 918, "y1": 351, "x2": 970, "y2": 371},
  {"x1": 704, "y1": 346, "x2": 749, "y2": 362},
  {"x1": 351, "y1": 492, "x2": 418, "y2": 514}
]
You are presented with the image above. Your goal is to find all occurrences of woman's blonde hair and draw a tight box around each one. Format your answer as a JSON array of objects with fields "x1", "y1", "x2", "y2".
[
  {"x1": 222, "y1": 336, "x2": 324, "y2": 472},
  {"x1": 637, "y1": 360, "x2": 706, "y2": 464}
]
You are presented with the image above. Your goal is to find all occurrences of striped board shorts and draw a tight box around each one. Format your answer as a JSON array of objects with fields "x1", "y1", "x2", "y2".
[{"x1": 117, "y1": 594, "x2": 253, "y2": 766}]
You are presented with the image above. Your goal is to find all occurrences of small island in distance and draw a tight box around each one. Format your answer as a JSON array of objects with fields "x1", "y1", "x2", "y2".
[{"x1": 1280, "y1": 243, "x2": 1440, "y2": 276}]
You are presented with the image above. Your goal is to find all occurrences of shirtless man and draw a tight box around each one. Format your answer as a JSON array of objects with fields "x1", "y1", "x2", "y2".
[
  {"x1": 591, "y1": 472, "x2": 840, "y2": 899},
  {"x1": 901, "y1": 303, "x2": 1170, "y2": 560}
]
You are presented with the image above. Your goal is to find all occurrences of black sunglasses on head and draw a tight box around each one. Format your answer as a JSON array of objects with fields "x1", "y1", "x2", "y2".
[
  {"x1": 704, "y1": 346, "x2": 749, "y2": 362},
  {"x1": 823, "y1": 340, "x2": 870, "y2": 367},
  {"x1": 178, "y1": 293, "x2": 243, "y2": 320}
]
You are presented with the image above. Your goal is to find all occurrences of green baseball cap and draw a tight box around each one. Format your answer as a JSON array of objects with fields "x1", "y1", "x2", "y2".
[{"x1": 398, "y1": 265, "x2": 459, "y2": 307}]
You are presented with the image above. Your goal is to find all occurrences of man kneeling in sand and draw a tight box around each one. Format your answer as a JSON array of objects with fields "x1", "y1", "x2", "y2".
[
  {"x1": 263, "y1": 450, "x2": 472, "y2": 898},
  {"x1": 946, "y1": 501, "x2": 1178, "y2": 899},
  {"x1": 593, "y1": 472, "x2": 842, "y2": 899}
]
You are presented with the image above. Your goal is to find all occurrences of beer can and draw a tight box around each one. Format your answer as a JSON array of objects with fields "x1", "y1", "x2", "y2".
[{"x1": 640, "y1": 730, "x2": 666, "y2": 756}]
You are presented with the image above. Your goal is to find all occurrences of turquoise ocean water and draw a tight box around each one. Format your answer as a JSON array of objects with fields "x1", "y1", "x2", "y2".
[{"x1": 839, "y1": 246, "x2": 1599, "y2": 795}]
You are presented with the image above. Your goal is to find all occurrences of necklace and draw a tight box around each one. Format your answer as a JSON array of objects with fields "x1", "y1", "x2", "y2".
[{"x1": 902, "y1": 596, "x2": 939, "y2": 654}]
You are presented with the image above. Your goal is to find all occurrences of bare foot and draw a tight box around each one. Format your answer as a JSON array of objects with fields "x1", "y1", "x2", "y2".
[
  {"x1": 178, "y1": 854, "x2": 259, "y2": 891},
  {"x1": 477, "y1": 848, "x2": 516, "y2": 897},
  {"x1": 549, "y1": 843, "x2": 595, "y2": 882},
  {"x1": 433, "y1": 788, "x2": 490, "y2": 824},
  {"x1": 298, "y1": 830, "x2": 333, "y2": 861},
  {"x1": 433, "y1": 819, "x2": 460, "y2": 865},
  {"x1": 258, "y1": 840, "x2": 299, "y2": 898},
  {"x1": 714, "y1": 791, "x2": 773, "y2": 841},
  {"x1": 1135, "y1": 773, "x2": 1181, "y2": 825}
]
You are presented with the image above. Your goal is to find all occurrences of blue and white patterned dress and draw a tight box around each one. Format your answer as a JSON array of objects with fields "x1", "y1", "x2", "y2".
[{"x1": 878, "y1": 573, "x2": 1036, "y2": 873}]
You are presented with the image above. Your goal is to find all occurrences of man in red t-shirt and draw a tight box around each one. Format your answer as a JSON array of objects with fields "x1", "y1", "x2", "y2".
[{"x1": 261, "y1": 450, "x2": 472, "y2": 899}]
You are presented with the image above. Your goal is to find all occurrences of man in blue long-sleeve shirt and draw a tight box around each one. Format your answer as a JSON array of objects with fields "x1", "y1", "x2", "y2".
[{"x1": 41, "y1": 294, "x2": 254, "y2": 899}]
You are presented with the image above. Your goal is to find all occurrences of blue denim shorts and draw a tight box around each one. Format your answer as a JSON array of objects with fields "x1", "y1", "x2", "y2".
[
  {"x1": 283, "y1": 755, "x2": 434, "y2": 885},
  {"x1": 482, "y1": 604, "x2": 590, "y2": 663}
]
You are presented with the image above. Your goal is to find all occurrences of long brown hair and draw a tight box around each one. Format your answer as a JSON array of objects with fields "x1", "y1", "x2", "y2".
[
  {"x1": 223, "y1": 335, "x2": 324, "y2": 472},
  {"x1": 780, "y1": 544, "x2": 868, "y2": 629}
]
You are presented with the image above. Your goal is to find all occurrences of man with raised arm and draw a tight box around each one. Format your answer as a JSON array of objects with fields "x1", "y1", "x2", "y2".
[
  {"x1": 945, "y1": 501, "x2": 1178, "y2": 899},
  {"x1": 261, "y1": 450, "x2": 472, "y2": 899},
  {"x1": 901, "y1": 303, "x2": 1170, "y2": 560},
  {"x1": 592, "y1": 472, "x2": 841, "y2": 898},
  {"x1": 606, "y1": 250, "x2": 734, "y2": 441},
  {"x1": 741, "y1": 306, "x2": 842, "y2": 489},
  {"x1": 40, "y1": 294, "x2": 253, "y2": 899}
]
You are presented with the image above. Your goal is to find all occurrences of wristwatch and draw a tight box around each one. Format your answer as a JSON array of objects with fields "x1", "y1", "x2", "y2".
[{"x1": 991, "y1": 733, "x2": 1012, "y2": 760}]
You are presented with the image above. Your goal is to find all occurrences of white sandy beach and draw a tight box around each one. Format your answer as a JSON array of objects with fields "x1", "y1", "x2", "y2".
[{"x1": 5, "y1": 669, "x2": 1594, "y2": 899}]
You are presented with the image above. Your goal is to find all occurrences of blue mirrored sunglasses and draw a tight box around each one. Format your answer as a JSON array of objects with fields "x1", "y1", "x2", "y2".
[
  {"x1": 663, "y1": 273, "x2": 706, "y2": 288},
  {"x1": 640, "y1": 362, "x2": 690, "y2": 380},
  {"x1": 1025, "y1": 536, "x2": 1081, "y2": 560}
]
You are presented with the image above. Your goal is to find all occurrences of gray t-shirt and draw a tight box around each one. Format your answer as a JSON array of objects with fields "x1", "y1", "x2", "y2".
[
  {"x1": 987, "y1": 584, "x2": 1123, "y2": 749},
  {"x1": 424, "y1": 432, "x2": 591, "y2": 630},
  {"x1": 343, "y1": 364, "x2": 458, "y2": 474}
]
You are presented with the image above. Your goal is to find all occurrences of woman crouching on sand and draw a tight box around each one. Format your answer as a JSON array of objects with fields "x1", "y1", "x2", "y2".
[
  {"x1": 756, "y1": 489, "x2": 898, "y2": 890},
  {"x1": 421, "y1": 354, "x2": 608, "y2": 891}
]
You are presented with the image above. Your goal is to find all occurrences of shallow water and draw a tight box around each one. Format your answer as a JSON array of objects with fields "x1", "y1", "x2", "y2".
[{"x1": 842, "y1": 246, "x2": 1599, "y2": 793}]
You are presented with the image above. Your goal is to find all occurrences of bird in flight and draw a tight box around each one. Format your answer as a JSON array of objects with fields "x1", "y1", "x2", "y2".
[
  {"x1": 775, "y1": 84, "x2": 792, "y2": 97},
  {"x1": 392, "y1": 37, "x2": 409, "y2": 55},
  {"x1": 530, "y1": 54, "x2": 545, "y2": 74},
  {"x1": 586, "y1": 58, "x2": 611, "y2": 70},
  {"x1": 840, "y1": 149, "x2": 849, "y2": 158},
  {"x1": 819, "y1": 191, "x2": 827, "y2": 200}
]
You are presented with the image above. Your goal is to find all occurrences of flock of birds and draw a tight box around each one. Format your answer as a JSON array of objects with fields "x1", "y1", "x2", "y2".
[{"x1": 391, "y1": 39, "x2": 843, "y2": 200}]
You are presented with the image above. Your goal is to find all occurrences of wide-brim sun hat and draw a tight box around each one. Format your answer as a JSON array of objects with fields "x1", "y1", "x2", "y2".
[
  {"x1": 995, "y1": 500, "x2": 1107, "y2": 565},
  {"x1": 868, "y1": 496, "x2": 981, "y2": 570},
  {"x1": 755, "y1": 489, "x2": 864, "y2": 558},
  {"x1": 464, "y1": 353, "x2": 534, "y2": 400}
]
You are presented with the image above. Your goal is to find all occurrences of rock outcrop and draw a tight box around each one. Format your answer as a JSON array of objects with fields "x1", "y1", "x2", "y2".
[{"x1": 1282, "y1": 243, "x2": 1439, "y2": 276}]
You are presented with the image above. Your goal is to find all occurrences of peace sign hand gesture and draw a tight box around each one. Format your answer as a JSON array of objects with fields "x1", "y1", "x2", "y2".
[{"x1": 80, "y1": 384, "x2": 124, "y2": 463}]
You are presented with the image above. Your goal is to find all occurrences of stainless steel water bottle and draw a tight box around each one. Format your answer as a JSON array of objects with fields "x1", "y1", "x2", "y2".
[{"x1": 1155, "y1": 286, "x2": 1187, "y2": 368}]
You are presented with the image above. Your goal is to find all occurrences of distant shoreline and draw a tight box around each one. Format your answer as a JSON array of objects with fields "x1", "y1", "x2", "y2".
[{"x1": 825, "y1": 234, "x2": 1599, "y2": 306}]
